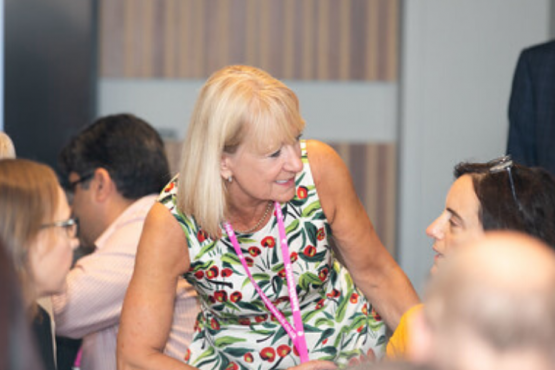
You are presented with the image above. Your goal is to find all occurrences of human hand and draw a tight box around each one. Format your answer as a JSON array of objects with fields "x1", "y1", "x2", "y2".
[{"x1": 287, "y1": 360, "x2": 337, "y2": 370}]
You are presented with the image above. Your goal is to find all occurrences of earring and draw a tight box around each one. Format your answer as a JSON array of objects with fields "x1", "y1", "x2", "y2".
[{"x1": 227, "y1": 176, "x2": 232, "y2": 183}]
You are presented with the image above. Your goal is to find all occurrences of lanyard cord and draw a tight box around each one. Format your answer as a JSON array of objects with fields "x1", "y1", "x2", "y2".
[{"x1": 223, "y1": 201, "x2": 309, "y2": 363}]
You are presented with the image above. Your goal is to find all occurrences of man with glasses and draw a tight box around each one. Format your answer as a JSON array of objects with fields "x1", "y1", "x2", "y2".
[{"x1": 51, "y1": 114, "x2": 198, "y2": 370}]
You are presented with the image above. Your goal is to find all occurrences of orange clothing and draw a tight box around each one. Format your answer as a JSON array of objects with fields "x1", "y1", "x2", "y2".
[{"x1": 386, "y1": 304, "x2": 424, "y2": 359}]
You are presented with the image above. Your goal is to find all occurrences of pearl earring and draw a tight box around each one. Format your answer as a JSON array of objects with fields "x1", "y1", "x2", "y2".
[{"x1": 228, "y1": 176, "x2": 232, "y2": 183}]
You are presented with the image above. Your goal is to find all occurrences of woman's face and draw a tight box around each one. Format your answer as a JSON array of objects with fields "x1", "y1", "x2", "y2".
[
  {"x1": 426, "y1": 175, "x2": 484, "y2": 275},
  {"x1": 29, "y1": 186, "x2": 78, "y2": 297},
  {"x1": 222, "y1": 133, "x2": 303, "y2": 207}
]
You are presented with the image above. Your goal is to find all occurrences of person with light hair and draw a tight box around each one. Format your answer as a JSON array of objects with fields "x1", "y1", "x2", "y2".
[
  {"x1": 409, "y1": 231, "x2": 555, "y2": 370},
  {"x1": 118, "y1": 65, "x2": 419, "y2": 370},
  {"x1": 0, "y1": 131, "x2": 16, "y2": 158},
  {"x1": 0, "y1": 159, "x2": 79, "y2": 370}
]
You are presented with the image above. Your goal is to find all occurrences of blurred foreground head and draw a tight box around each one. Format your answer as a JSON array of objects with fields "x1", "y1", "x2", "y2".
[{"x1": 410, "y1": 231, "x2": 555, "y2": 370}]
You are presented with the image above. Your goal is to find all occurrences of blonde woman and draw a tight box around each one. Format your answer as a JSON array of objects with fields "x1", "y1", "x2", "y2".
[
  {"x1": 0, "y1": 159, "x2": 78, "y2": 370},
  {"x1": 118, "y1": 65, "x2": 418, "y2": 370}
]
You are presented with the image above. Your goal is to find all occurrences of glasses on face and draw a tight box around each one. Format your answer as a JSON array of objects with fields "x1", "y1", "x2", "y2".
[
  {"x1": 487, "y1": 155, "x2": 523, "y2": 212},
  {"x1": 41, "y1": 217, "x2": 79, "y2": 238},
  {"x1": 67, "y1": 173, "x2": 93, "y2": 194}
]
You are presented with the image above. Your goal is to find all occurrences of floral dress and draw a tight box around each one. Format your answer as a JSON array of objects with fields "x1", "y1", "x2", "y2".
[{"x1": 159, "y1": 140, "x2": 386, "y2": 370}]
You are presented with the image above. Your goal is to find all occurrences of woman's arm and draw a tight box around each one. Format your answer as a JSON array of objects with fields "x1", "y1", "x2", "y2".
[
  {"x1": 117, "y1": 203, "x2": 195, "y2": 370},
  {"x1": 307, "y1": 140, "x2": 419, "y2": 329}
]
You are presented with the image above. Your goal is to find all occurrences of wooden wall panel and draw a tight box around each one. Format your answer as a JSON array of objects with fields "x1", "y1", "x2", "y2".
[
  {"x1": 99, "y1": 0, "x2": 399, "y2": 80},
  {"x1": 165, "y1": 140, "x2": 397, "y2": 255}
]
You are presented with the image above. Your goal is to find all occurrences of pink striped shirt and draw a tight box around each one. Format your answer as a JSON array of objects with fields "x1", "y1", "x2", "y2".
[{"x1": 52, "y1": 195, "x2": 198, "y2": 370}]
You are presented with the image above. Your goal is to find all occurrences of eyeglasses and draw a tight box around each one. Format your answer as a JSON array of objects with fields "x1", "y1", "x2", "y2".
[
  {"x1": 487, "y1": 155, "x2": 523, "y2": 212},
  {"x1": 41, "y1": 217, "x2": 79, "y2": 238},
  {"x1": 67, "y1": 174, "x2": 93, "y2": 193}
]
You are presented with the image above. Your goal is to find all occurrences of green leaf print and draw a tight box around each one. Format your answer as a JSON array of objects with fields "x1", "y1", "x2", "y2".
[
  {"x1": 214, "y1": 336, "x2": 247, "y2": 346},
  {"x1": 285, "y1": 219, "x2": 300, "y2": 234},
  {"x1": 223, "y1": 347, "x2": 253, "y2": 357},
  {"x1": 236, "y1": 301, "x2": 266, "y2": 312},
  {"x1": 299, "y1": 272, "x2": 323, "y2": 291},
  {"x1": 315, "y1": 328, "x2": 335, "y2": 347},
  {"x1": 304, "y1": 222, "x2": 318, "y2": 246},
  {"x1": 295, "y1": 172, "x2": 306, "y2": 186},
  {"x1": 313, "y1": 345, "x2": 337, "y2": 359},
  {"x1": 271, "y1": 263, "x2": 284, "y2": 273},
  {"x1": 221, "y1": 253, "x2": 242, "y2": 265},
  {"x1": 192, "y1": 347, "x2": 215, "y2": 366},
  {"x1": 335, "y1": 289, "x2": 353, "y2": 323},
  {"x1": 242, "y1": 273, "x2": 270, "y2": 288},
  {"x1": 195, "y1": 240, "x2": 217, "y2": 260},
  {"x1": 302, "y1": 200, "x2": 321, "y2": 218},
  {"x1": 314, "y1": 317, "x2": 335, "y2": 327},
  {"x1": 347, "y1": 315, "x2": 367, "y2": 332}
]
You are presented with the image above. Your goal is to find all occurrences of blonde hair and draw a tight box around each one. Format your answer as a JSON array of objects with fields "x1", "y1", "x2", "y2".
[
  {"x1": 0, "y1": 131, "x2": 16, "y2": 158},
  {"x1": 177, "y1": 65, "x2": 305, "y2": 237},
  {"x1": 0, "y1": 159, "x2": 59, "y2": 305}
]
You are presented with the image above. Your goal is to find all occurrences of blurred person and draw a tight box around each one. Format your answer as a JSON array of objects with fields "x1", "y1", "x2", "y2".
[
  {"x1": 0, "y1": 159, "x2": 79, "y2": 370},
  {"x1": 0, "y1": 237, "x2": 45, "y2": 370},
  {"x1": 118, "y1": 65, "x2": 418, "y2": 370},
  {"x1": 0, "y1": 131, "x2": 15, "y2": 158},
  {"x1": 387, "y1": 156, "x2": 555, "y2": 358},
  {"x1": 52, "y1": 113, "x2": 199, "y2": 370},
  {"x1": 507, "y1": 40, "x2": 555, "y2": 175},
  {"x1": 409, "y1": 231, "x2": 555, "y2": 370}
]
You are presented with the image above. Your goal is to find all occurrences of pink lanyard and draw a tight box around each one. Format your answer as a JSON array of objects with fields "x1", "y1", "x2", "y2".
[{"x1": 223, "y1": 201, "x2": 309, "y2": 363}]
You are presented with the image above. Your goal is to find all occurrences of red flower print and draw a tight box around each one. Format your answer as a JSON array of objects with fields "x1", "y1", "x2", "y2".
[
  {"x1": 317, "y1": 228, "x2": 325, "y2": 241},
  {"x1": 260, "y1": 347, "x2": 276, "y2": 362},
  {"x1": 297, "y1": 186, "x2": 308, "y2": 199},
  {"x1": 278, "y1": 268, "x2": 286, "y2": 278},
  {"x1": 261, "y1": 236, "x2": 276, "y2": 248},
  {"x1": 208, "y1": 296, "x2": 215, "y2": 304},
  {"x1": 244, "y1": 353, "x2": 254, "y2": 363},
  {"x1": 230, "y1": 291, "x2": 242, "y2": 303},
  {"x1": 318, "y1": 267, "x2": 329, "y2": 281},
  {"x1": 214, "y1": 290, "x2": 227, "y2": 303},
  {"x1": 238, "y1": 318, "x2": 251, "y2": 325},
  {"x1": 293, "y1": 345, "x2": 299, "y2": 357},
  {"x1": 221, "y1": 268, "x2": 233, "y2": 278},
  {"x1": 362, "y1": 304, "x2": 368, "y2": 315},
  {"x1": 197, "y1": 229, "x2": 208, "y2": 243},
  {"x1": 226, "y1": 362, "x2": 238, "y2": 370},
  {"x1": 254, "y1": 314, "x2": 268, "y2": 323},
  {"x1": 194, "y1": 270, "x2": 204, "y2": 279},
  {"x1": 322, "y1": 338, "x2": 328, "y2": 345},
  {"x1": 210, "y1": 318, "x2": 220, "y2": 330},
  {"x1": 371, "y1": 308, "x2": 382, "y2": 322},
  {"x1": 206, "y1": 266, "x2": 219, "y2": 279},
  {"x1": 164, "y1": 182, "x2": 175, "y2": 193},
  {"x1": 184, "y1": 348, "x2": 191, "y2": 361},
  {"x1": 248, "y1": 246, "x2": 261, "y2": 257},
  {"x1": 290, "y1": 252, "x2": 298, "y2": 262},
  {"x1": 327, "y1": 289, "x2": 340, "y2": 298},
  {"x1": 277, "y1": 344, "x2": 291, "y2": 357},
  {"x1": 245, "y1": 257, "x2": 254, "y2": 267},
  {"x1": 315, "y1": 298, "x2": 325, "y2": 310},
  {"x1": 350, "y1": 292, "x2": 359, "y2": 304},
  {"x1": 303, "y1": 246, "x2": 316, "y2": 257},
  {"x1": 356, "y1": 325, "x2": 364, "y2": 333}
]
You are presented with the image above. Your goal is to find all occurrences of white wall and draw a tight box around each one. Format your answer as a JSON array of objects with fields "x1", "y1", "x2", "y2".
[{"x1": 399, "y1": 0, "x2": 551, "y2": 293}]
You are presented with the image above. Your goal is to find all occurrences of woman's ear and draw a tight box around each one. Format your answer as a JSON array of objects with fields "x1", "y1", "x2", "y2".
[{"x1": 220, "y1": 154, "x2": 233, "y2": 182}]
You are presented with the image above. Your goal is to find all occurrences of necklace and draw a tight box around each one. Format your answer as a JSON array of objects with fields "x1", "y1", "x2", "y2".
[{"x1": 232, "y1": 201, "x2": 273, "y2": 234}]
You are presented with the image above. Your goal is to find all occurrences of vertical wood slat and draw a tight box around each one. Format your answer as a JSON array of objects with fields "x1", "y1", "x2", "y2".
[{"x1": 100, "y1": 0, "x2": 398, "y2": 81}]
